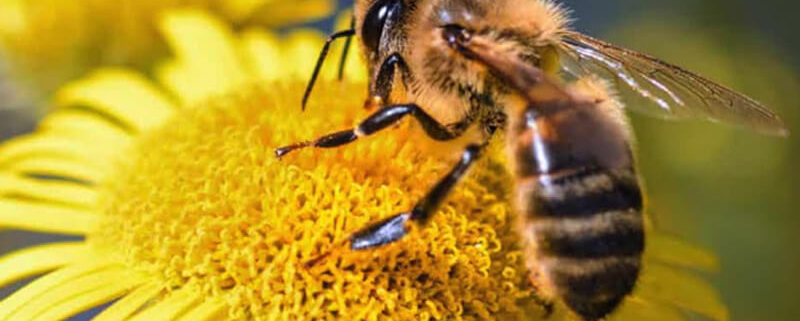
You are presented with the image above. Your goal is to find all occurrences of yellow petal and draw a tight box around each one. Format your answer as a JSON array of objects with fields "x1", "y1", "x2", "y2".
[
  {"x1": 39, "y1": 110, "x2": 133, "y2": 146},
  {"x1": 0, "y1": 242, "x2": 89, "y2": 289},
  {"x1": 239, "y1": 29, "x2": 284, "y2": 82},
  {"x1": 159, "y1": 10, "x2": 247, "y2": 103},
  {"x1": 56, "y1": 69, "x2": 176, "y2": 133},
  {"x1": 0, "y1": 260, "x2": 114, "y2": 320},
  {"x1": 7, "y1": 268, "x2": 140, "y2": 321},
  {"x1": 638, "y1": 264, "x2": 729, "y2": 321},
  {"x1": 0, "y1": 134, "x2": 117, "y2": 169},
  {"x1": 176, "y1": 298, "x2": 228, "y2": 321},
  {"x1": 239, "y1": 12, "x2": 368, "y2": 86},
  {"x1": 0, "y1": 199, "x2": 100, "y2": 235},
  {"x1": 7, "y1": 157, "x2": 108, "y2": 185},
  {"x1": 240, "y1": 26, "x2": 367, "y2": 84},
  {"x1": 282, "y1": 29, "x2": 327, "y2": 80},
  {"x1": 30, "y1": 272, "x2": 144, "y2": 321},
  {"x1": 32, "y1": 281, "x2": 141, "y2": 321},
  {"x1": 155, "y1": 60, "x2": 204, "y2": 106},
  {"x1": 0, "y1": 0, "x2": 26, "y2": 35},
  {"x1": 0, "y1": 173, "x2": 99, "y2": 208},
  {"x1": 611, "y1": 297, "x2": 686, "y2": 321},
  {"x1": 128, "y1": 288, "x2": 201, "y2": 321},
  {"x1": 647, "y1": 233, "x2": 720, "y2": 271},
  {"x1": 92, "y1": 283, "x2": 164, "y2": 321}
]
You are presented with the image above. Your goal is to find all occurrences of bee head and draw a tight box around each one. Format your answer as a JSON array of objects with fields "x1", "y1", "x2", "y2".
[{"x1": 360, "y1": 0, "x2": 404, "y2": 61}]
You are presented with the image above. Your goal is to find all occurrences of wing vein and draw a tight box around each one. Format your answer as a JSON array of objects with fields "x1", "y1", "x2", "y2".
[{"x1": 558, "y1": 31, "x2": 788, "y2": 136}]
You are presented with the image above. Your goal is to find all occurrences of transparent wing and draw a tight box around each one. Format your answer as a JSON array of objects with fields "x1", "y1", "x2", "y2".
[
  {"x1": 559, "y1": 31, "x2": 788, "y2": 136},
  {"x1": 444, "y1": 28, "x2": 576, "y2": 107}
]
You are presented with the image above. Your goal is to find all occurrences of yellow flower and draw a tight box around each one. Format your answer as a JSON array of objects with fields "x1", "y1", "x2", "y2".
[
  {"x1": 0, "y1": 0, "x2": 334, "y2": 110},
  {"x1": 0, "y1": 10, "x2": 728, "y2": 321}
]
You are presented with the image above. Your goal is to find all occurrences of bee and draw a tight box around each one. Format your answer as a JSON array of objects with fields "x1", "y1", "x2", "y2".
[{"x1": 276, "y1": 0, "x2": 788, "y2": 320}]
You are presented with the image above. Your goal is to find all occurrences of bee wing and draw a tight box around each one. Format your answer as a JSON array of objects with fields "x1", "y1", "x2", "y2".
[
  {"x1": 559, "y1": 31, "x2": 788, "y2": 136},
  {"x1": 451, "y1": 34, "x2": 577, "y2": 107}
]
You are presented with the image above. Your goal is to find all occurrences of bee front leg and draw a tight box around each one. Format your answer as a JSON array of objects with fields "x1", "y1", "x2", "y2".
[
  {"x1": 348, "y1": 143, "x2": 485, "y2": 250},
  {"x1": 275, "y1": 103, "x2": 464, "y2": 158},
  {"x1": 365, "y1": 53, "x2": 410, "y2": 110}
]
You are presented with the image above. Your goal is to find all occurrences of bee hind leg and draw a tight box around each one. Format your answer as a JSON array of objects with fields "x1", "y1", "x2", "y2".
[
  {"x1": 526, "y1": 272, "x2": 556, "y2": 318},
  {"x1": 532, "y1": 294, "x2": 555, "y2": 319},
  {"x1": 275, "y1": 103, "x2": 464, "y2": 158}
]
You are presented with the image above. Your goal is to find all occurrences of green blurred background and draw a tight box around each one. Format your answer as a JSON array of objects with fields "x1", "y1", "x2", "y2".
[{"x1": 1, "y1": 0, "x2": 798, "y2": 320}]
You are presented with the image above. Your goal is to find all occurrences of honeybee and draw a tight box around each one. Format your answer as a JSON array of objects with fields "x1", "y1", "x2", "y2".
[{"x1": 276, "y1": 0, "x2": 788, "y2": 320}]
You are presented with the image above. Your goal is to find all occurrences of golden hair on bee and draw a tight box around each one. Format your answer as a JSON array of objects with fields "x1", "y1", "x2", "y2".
[
  {"x1": 568, "y1": 76, "x2": 632, "y2": 138},
  {"x1": 349, "y1": 0, "x2": 572, "y2": 128}
]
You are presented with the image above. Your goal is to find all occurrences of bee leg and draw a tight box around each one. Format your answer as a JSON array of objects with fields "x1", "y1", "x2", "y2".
[
  {"x1": 336, "y1": 15, "x2": 356, "y2": 81},
  {"x1": 532, "y1": 295, "x2": 555, "y2": 319},
  {"x1": 365, "y1": 53, "x2": 410, "y2": 110},
  {"x1": 276, "y1": 103, "x2": 464, "y2": 158},
  {"x1": 349, "y1": 143, "x2": 485, "y2": 250},
  {"x1": 302, "y1": 29, "x2": 356, "y2": 110},
  {"x1": 526, "y1": 272, "x2": 556, "y2": 317}
]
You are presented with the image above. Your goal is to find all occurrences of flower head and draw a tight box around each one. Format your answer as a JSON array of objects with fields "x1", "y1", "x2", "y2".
[{"x1": 0, "y1": 10, "x2": 728, "y2": 321}]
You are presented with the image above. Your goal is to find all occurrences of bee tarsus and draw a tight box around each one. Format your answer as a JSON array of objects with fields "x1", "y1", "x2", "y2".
[
  {"x1": 274, "y1": 103, "x2": 465, "y2": 158},
  {"x1": 274, "y1": 141, "x2": 312, "y2": 159}
]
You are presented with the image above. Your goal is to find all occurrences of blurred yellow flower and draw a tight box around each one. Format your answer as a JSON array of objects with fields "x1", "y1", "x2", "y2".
[
  {"x1": 0, "y1": 0, "x2": 335, "y2": 110},
  {"x1": 0, "y1": 10, "x2": 727, "y2": 321}
]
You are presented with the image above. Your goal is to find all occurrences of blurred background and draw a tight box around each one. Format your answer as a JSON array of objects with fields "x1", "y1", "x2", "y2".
[{"x1": 1, "y1": 0, "x2": 798, "y2": 320}]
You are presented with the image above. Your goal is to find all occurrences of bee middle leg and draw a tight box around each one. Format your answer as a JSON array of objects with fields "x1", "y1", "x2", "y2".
[
  {"x1": 348, "y1": 143, "x2": 486, "y2": 251},
  {"x1": 275, "y1": 103, "x2": 465, "y2": 158}
]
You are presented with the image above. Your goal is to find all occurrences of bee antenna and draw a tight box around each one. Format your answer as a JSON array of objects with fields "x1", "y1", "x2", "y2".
[
  {"x1": 302, "y1": 29, "x2": 356, "y2": 111},
  {"x1": 337, "y1": 16, "x2": 357, "y2": 81}
]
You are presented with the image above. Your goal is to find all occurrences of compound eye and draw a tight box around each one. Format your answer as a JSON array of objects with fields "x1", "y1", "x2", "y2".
[{"x1": 362, "y1": 0, "x2": 402, "y2": 55}]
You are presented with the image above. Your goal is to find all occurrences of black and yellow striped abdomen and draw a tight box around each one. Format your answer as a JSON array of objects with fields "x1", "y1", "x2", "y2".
[{"x1": 509, "y1": 104, "x2": 644, "y2": 321}]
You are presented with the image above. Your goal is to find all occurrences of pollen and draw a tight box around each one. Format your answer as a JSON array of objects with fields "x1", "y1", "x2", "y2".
[{"x1": 91, "y1": 82, "x2": 538, "y2": 320}]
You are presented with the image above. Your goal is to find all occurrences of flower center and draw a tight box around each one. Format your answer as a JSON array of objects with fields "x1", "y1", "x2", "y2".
[{"x1": 91, "y1": 83, "x2": 541, "y2": 320}]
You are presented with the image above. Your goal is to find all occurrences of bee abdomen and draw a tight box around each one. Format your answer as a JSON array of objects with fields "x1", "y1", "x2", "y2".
[
  {"x1": 533, "y1": 209, "x2": 644, "y2": 258},
  {"x1": 520, "y1": 167, "x2": 644, "y2": 320},
  {"x1": 546, "y1": 256, "x2": 641, "y2": 321}
]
